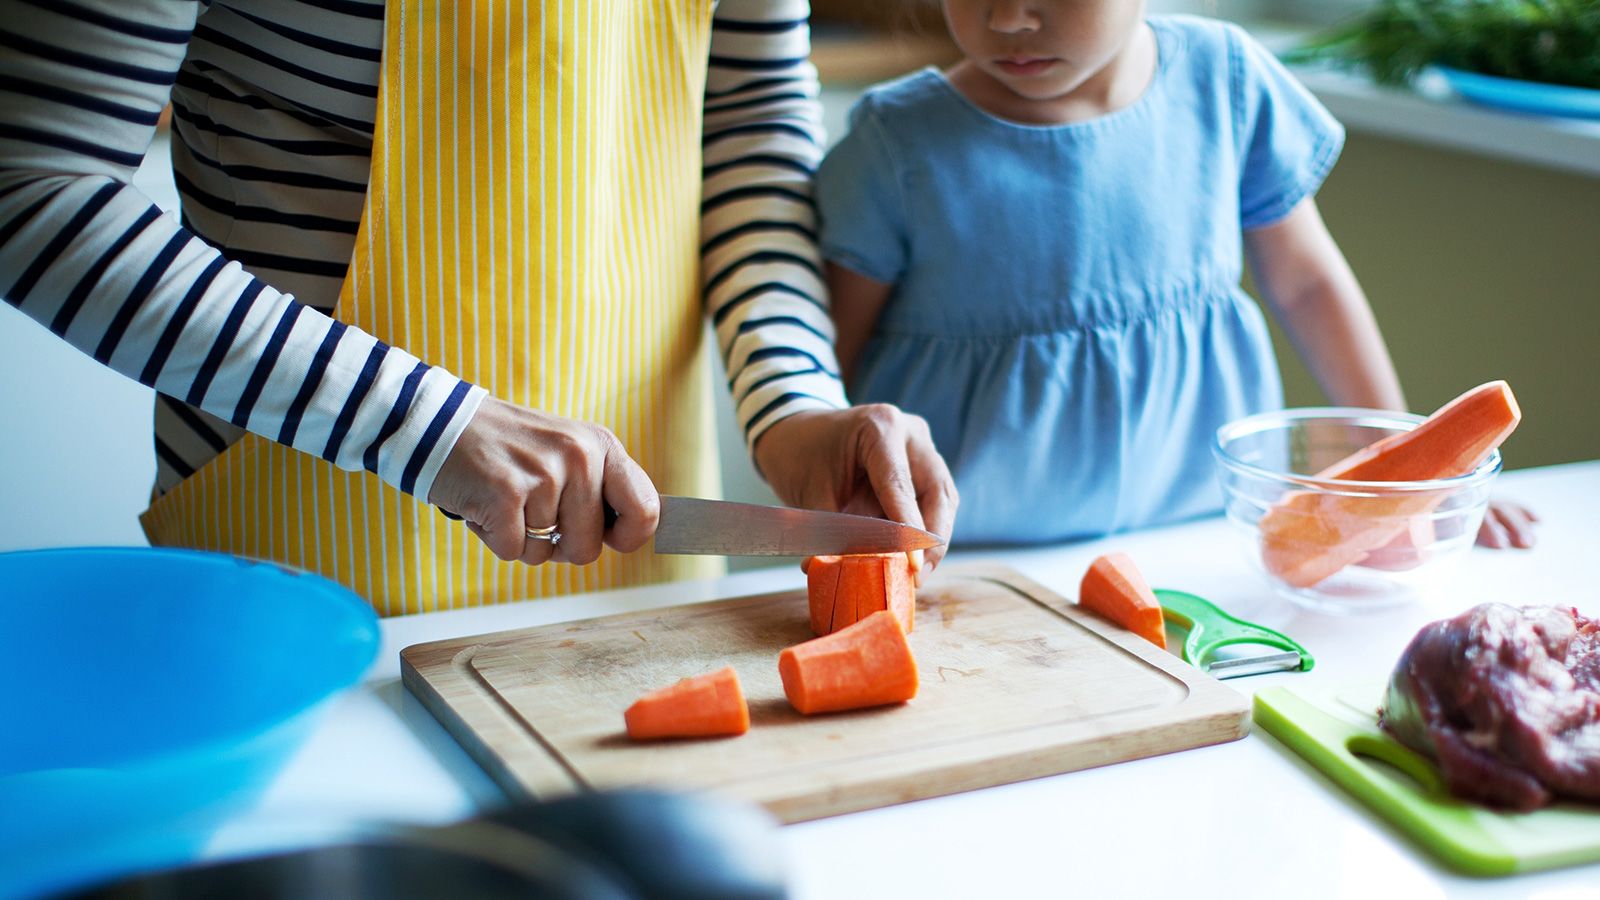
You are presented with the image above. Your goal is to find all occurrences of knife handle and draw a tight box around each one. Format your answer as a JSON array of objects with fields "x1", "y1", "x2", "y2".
[{"x1": 437, "y1": 504, "x2": 620, "y2": 531}]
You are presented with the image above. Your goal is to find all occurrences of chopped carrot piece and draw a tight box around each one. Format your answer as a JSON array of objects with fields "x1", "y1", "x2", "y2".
[
  {"x1": 808, "y1": 556, "x2": 842, "y2": 636},
  {"x1": 830, "y1": 559, "x2": 859, "y2": 633},
  {"x1": 805, "y1": 553, "x2": 916, "y2": 636},
  {"x1": 1260, "y1": 381, "x2": 1521, "y2": 588},
  {"x1": 779, "y1": 611, "x2": 918, "y2": 715},
  {"x1": 885, "y1": 552, "x2": 916, "y2": 633},
  {"x1": 624, "y1": 667, "x2": 749, "y2": 740},
  {"x1": 1078, "y1": 552, "x2": 1167, "y2": 649}
]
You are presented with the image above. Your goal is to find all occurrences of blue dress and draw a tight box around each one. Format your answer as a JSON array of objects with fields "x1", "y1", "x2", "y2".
[{"x1": 815, "y1": 16, "x2": 1344, "y2": 544}]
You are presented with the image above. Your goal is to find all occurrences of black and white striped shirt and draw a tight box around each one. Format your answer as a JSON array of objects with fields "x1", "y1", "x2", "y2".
[{"x1": 0, "y1": 0, "x2": 847, "y2": 505}]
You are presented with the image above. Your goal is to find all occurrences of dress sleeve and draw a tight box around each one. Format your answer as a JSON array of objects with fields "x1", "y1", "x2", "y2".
[
  {"x1": 815, "y1": 98, "x2": 909, "y2": 285},
  {"x1": 1229, "y1": 25, "x2": 1346, "y2": 230},
  {"x1": 0, "y1": 0, "x2": 485, "y2": 503},
  {"x1": 702, "y1": 0, "x2": 849, "y2": 453}
]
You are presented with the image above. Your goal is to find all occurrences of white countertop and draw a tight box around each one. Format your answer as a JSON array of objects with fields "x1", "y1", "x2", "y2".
[{"x1": 240, "y1": 460, "x2": 1600, "y2": 899}]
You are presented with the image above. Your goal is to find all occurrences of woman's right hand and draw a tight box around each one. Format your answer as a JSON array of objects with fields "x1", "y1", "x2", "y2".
[{"x1": 427, "y1": 397, "x2": 660, "y2": 566}]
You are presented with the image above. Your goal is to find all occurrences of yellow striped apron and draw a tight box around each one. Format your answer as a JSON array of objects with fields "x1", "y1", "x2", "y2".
[{"x1": 142, "y1": 0, "x2": 723, "y2": 614}]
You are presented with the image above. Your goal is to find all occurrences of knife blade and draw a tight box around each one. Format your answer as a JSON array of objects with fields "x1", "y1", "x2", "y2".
[{"x1": 651, "y1": 496, "x2": 943, "y2": 557}]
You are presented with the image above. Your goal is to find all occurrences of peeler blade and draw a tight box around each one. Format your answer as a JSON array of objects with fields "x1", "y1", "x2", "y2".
[{"x1": 1203, "y1": 651, "x2": 1307, "y2": 679}]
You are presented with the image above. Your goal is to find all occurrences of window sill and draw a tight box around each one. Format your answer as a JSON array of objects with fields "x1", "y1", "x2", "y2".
[{"x1": 1249, "y1": 22, "x2": 1600, "y2": 179}]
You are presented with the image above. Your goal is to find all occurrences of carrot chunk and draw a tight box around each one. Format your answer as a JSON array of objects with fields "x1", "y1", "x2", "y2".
[
  {"x1": 779, "y1": 611, "x2": 918, "y2": 715},
  {"x1": 830, "y1": 559, "x2": 860, "y2": 634},
  {"x1": 884, "y1": 553, "x2": 916, "y2": 633},
  {"x1": 1078, "y1": 552, "x2": 1167, "y2": 649},
  {"x1": 624, "y1": 666, "x2": 749, "y2": 740},
  {"x1": 808, "y1": 556, "x2": 842, "y2": 636},
  {"x1": 805, "y1": 553, "x2": 916, "y2": 636},
  {"x1": 1260, "y1": 381, "x2": 1521, "y2": 588}
]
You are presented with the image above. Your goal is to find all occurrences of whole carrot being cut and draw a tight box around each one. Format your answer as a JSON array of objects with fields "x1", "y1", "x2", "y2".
[
  {"x1": 1078, "y1": 552, "x2": 1167, "y2": 649},
  {"x1": 779, "y1": 610, "x2": 918, "y2": 715},
  {"x1": 805, "y1": 553, "x2": 917, "y2": 636},
  {"x1": 624, "y1": 666, "x2": 749, "y2": 740},
  {"x1": 1260, "y1": 381, "x2": 1521, "y2": 588}
]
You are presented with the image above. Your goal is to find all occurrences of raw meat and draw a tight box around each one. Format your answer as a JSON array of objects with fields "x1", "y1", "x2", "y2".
[{"x1": 1379, "y1": 603, "x2": 1600, "y2": 811}]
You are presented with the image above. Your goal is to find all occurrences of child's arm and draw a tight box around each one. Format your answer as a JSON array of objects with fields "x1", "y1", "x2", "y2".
[
  {"x1": 1244, "y1": 197, "x2": 1405, "y2": 410},
  {"x1": 826, "y1": 262, "x2": 894, "y2": 387}
]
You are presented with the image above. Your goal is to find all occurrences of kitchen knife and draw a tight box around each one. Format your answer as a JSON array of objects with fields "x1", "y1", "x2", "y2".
[
  {"x1": 440, "y1": 496, "x2": 943, "y2": 558},
  {"x1": 651, "y1": 496, "x2": 942, "y2": 558}
]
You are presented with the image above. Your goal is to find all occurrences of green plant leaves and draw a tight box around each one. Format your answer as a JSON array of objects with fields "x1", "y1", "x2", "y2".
[{"x1": 1284, "y1": 0, "x2": 1600, "y2": 90}]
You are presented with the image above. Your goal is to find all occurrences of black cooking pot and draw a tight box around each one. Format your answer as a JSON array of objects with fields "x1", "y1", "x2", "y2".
[{"x1": 58, "y1": 790, "x2": 787, "y2": 900}]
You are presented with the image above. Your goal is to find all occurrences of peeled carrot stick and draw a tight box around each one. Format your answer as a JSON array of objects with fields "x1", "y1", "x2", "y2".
[
  {"x1": 1317, "y1": 381, "x2": 1521, "y2": 482},
  {"x1": 1260, "y1": 381, "x2": 1521, "y2": 588},
  {"x1": 1357, "y1": 515, "x2": 1436, "y2": 572},
  {"x1": 1078, "y1": 552, "x2": 1167, "y2": 649},
  {"x1": 624, "y1": 667, "x2": 749, "y2": 740},
  {"x1": 779, "y1": 611, "x2": 918, "y2": 715},
  {"x1": 805, "y1": 553, "x2": 917, "y2": 636}
]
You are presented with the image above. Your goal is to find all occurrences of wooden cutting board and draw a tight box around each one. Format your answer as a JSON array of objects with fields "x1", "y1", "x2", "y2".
[{"x1": 401, "y1": 564, "x2": 1249, "y2": 822}]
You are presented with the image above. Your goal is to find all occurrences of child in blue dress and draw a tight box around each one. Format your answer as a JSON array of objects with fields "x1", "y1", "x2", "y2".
[{"x1": 816, "y1": 1, "x2": 1535, "y2": 546}]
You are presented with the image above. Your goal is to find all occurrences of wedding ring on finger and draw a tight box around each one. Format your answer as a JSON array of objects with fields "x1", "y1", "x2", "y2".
[{"x1": 524, "y1": 523, "x2": 562, "y2": 546}]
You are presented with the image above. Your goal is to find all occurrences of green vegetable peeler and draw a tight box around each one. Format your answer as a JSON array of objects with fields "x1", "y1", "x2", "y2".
[{"x1": 1154, "y1": 589, "x2": 1314, "y2": 679}]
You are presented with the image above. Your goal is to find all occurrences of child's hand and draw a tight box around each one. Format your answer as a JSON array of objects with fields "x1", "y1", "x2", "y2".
[{"x1": 1477, "y1": 500, "x2": 1539, "y2": 549}]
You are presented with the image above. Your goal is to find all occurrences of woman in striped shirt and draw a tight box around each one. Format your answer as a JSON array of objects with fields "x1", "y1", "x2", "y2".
[{"x1": 0, "y1": 0, "x2": 957, "y2": 611}]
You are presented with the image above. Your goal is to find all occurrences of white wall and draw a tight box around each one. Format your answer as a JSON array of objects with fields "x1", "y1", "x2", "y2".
[{"x1": 0, "y1": 134, "x2": 178, "y2": 552}]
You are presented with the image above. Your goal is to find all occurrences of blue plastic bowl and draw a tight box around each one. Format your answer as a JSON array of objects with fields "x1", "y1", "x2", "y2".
[
  {"x1": 1436, "y1": 65, "x2": 1600, "y2": 119},
  {"x1": 0, "y1": 547, "x2": 379, "y2": 897}
]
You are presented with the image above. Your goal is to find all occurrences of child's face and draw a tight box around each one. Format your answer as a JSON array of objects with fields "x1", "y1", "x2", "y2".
[{"x1": 941, "y1": 0, "x2": 1147, "y2": 107}]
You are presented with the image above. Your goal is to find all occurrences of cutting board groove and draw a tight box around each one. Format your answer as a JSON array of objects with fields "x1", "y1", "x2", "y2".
[{"x1": 402, "y1": 564, "x2": 1250, "y2": 822}]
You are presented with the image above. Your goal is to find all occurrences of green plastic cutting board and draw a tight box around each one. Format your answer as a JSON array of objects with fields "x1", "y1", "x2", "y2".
[{"x1": 1255, "y1": 684, "x2": 1600, "y2": 876}]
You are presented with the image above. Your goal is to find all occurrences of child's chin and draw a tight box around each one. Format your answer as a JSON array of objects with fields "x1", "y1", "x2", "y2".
[{"x1": 993, "y1": 73, "x2": 1079, "y2": 103}]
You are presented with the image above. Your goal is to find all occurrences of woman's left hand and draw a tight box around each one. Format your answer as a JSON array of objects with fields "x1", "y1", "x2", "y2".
[
  {"x1": 1477, "y1": 499, "x2": 1538, "y2": 549},
  {"x1": 753, "y1": 406, "x2": 958, "y2": 579}
]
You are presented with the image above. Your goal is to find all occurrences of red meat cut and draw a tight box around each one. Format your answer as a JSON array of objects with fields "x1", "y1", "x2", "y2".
[{"x1": 1379, "y1": 603, "x2": 1600, "y2": 811}]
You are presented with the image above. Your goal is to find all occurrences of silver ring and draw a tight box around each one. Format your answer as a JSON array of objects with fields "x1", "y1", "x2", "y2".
[{"x1": 524, "y1": 524, "x2": 561, "y2": 545}]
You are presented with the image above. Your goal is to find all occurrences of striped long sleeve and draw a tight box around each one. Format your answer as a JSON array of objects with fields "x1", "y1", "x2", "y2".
[
  {"x1": 1, "y1": 0, "x2": 844, "y2": 504},
  {"x1": 702, "y1": 0, "x2": 850, "y2": 451},
  {"x1": 0, "y1": 0, "x2": 483, "y2": 503}
]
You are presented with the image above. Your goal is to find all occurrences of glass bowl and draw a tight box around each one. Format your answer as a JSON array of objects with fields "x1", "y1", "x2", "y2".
[{"x1": 1213, "y1": 408, "x2": 1500, "y2": 614}]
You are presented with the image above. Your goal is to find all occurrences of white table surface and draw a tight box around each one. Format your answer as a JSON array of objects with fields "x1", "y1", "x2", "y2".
[{"x1": 237, "y1": 461, "x2": 1600, "y2": 899}]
